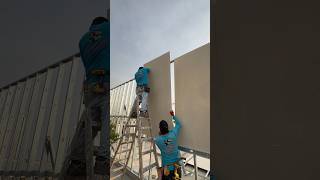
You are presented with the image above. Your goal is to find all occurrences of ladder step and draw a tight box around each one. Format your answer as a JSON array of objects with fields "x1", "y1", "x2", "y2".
[
  {"x1": 142, "y1": 149, "x2": 154, "y2": 155},
  {"x1": 111, "y1": 173, "x2": 123, "y2": 180},
  {"x1": 124, "y1": 133, "x2": 136, "y2": 136},
  {"x1": 126, "y1": 125, "x2": 136, "y2": 127},
  {"x1": 142, "y1": 137, "x2": 154, "y2": 142},
  {"x1": 120, "y1": 140, "x2": 134, "y2": 145},
  {"x1": 118, "y1": 148, "x2": 131, "y2": 154},
  {"x1": 142, "y1": 162, "x2": 157, "y2": 173},
  {"x1": 113, "y1": 157, "x2": 127, "y2": 163},
  {"x1": 138, "y1": 117, "x2": 149, "y2": 120},
  {"x1": 112, "y1": 166, "x2": 124, "y2": 173}
]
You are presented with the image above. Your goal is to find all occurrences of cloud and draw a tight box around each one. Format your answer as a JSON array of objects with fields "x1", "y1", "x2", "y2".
[{"x1": 111, "y1": 0, "x2": 210, "y2": 88}]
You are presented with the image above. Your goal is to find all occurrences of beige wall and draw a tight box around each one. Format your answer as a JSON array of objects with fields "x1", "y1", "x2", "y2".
[
  {"x1": 144, "y1": 52, "x2": 172, "y2": 136},
  {"x1": 175, "y1": 43, "x2": 210, "y2": 154}
]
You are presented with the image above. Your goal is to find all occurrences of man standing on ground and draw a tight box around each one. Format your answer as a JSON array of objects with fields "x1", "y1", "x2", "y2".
[
  {"x1": 155, "y1": 111, "x2": 182, "y2": 180},
  {"x1": 63, "y1": 16, "x2": 110, "y2": 178},
  {"x1": 130, "y1": 66, "x2": 150, "y2": 117}
]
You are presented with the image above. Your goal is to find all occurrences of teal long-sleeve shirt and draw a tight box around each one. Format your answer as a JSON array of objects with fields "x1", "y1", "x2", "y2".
[
  {"x1": 79, "y1": 21, "x2": 110, "y2": 84},
  {"x1": 135, "y1": 67, "x2": 150, "y2": 86},
  {"x1": 154, "y1": 116, "x2": 182, "y2": 170}
]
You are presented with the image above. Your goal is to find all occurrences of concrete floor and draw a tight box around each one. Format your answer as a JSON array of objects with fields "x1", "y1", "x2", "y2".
[
  {"x1": 111, "y1": 162, "x2": 208, "y2": 180},
  {"x1": 111, "y1": 135, "x2": 210, "y2": 180}
]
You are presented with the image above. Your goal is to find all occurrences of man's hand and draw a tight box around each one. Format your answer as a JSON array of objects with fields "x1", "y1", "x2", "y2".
[{"x1": 170, "y1": 110, "x2": 174, "y2": 116}]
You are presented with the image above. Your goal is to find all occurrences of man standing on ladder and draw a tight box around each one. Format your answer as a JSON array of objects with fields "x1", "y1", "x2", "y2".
[
  {"x1": 130, "y1": 66, "x2": 150, "y2": 118},
  {"x1": 155, "y1": 110, "x2": 182, "y2": 180},
  {"x1": 64, "y1": 16, "x2": 110, "y2": 178}
]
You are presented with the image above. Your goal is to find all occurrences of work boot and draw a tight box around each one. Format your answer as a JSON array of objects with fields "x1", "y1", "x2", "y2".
[
  {"x1": 130, "y1": 111, "x2": 137, "y2": 118},
  {"x1": 66, "y1": 160, "x2": 86, "y2": 176},
  {"x1": 94, "y1": 158, "x2": 109, "y2": 175}
]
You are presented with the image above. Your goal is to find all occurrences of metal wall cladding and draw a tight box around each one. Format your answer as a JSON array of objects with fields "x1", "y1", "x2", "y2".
[
  {"x1": 113, "y1": 80, "x2": 136, "y2": 117},
  {"x1": 0, "y1": 56, "x2": 85, "y2": 177},
  {"x1": 110, "y1": 80, "x2": 136, "y2": 138}
]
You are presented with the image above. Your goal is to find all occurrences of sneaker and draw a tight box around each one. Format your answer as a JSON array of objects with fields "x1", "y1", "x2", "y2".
[{"x1": 139, "y1": 111, "x2": 149, "y2": 118}]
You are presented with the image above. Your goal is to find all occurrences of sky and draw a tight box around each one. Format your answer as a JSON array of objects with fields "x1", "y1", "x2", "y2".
[
  {"x1": 0, "y1": 0, "x2": 209, "y2": 89},
  {"x1": 110, "y1": 0, "x2": 210, "y2": 88},
  {"x1": 0, "y1": 0, "x2": 108, "y2": 87}
]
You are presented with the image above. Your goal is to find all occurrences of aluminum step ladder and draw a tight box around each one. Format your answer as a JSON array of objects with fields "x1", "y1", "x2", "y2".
[{"x1": 111, "y1": 100, "x2": 159, "y2": 180}]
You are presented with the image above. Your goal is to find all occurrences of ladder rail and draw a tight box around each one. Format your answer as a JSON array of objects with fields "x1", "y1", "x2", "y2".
[
  {"x1": 111, "y1": 93, "x2": 160, "y2": 180},
  {"x1": 111, "y1": 98, "x2": 139, "y2": 180},
  {"x1": 147, "y1": 114, "x2": 160, "y2": 179},
  {"x1": 137, "y1": 106, "x2": 160, "y2": 179},
  {"x1": 137, "y1": 106, "x2": 144, "y2": 179},
  {"x1": 111, "y1": 115, "x2": 133, "y2": 167},
  {"x1": 84, "y1": 108, "x2": 94, "y2": 180},
  {"x1": 121, "y1": 118, "x2": 137, "y2": 180},
  {"x1": 148, "y1": 138, "x2": 152, "y2": 179}
]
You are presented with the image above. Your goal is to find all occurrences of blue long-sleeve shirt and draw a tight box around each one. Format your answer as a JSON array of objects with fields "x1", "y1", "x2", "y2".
[
  {"x1": 154, "y1": 116, "x2": 181, "y2": 170},
  {"x1": 79, "y1": 21, "x2": 110, "y2": 84},
  {"x1": 135, "y1": 67, "x2": 150, "y2": 86}
]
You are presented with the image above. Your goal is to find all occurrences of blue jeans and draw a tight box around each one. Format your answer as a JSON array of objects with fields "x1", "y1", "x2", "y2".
[
  {"x1": 129, "y1": 85, "x2": 149, "y2": 117},
  {"x1": 68, "y1": 82, "x2": 109, "y2": 162}
]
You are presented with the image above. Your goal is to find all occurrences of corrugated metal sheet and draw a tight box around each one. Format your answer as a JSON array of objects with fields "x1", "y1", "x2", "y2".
[{"x1": 0, "y1": 53, "x2": 85, "y2": 178}]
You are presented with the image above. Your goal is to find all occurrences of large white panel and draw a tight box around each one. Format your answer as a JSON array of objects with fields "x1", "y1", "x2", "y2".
[
  {"x1": 174, "y1": 43, "x2": 210, "y2": 154},
  {"x1": 144, "y1": 52, "x2": 172, "y2": 136}
]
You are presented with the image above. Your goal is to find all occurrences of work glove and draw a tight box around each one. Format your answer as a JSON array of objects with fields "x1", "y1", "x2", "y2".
[{"x1": 170, "y1": 110, "x2": 174, "y2": 116}]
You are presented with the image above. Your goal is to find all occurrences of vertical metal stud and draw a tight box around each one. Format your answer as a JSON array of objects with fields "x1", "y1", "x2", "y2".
[{"x1": 193, "y1": 152, "x2": 198, "y2": 180}]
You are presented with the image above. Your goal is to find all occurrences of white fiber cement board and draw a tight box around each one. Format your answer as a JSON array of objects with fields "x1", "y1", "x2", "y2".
[
  {"x1": 144, "y1": 52, "x2": 172, "y2": 137},
  {"x1": 174, "y1": 43, "x2": 210, "y2": 154}
]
